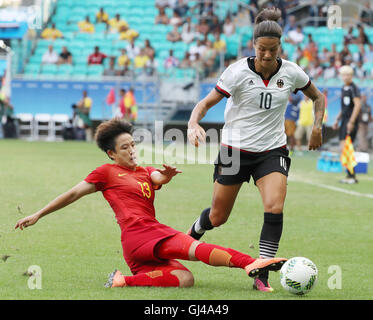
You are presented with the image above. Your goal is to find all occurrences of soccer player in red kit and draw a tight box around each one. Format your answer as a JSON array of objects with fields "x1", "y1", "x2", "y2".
[{"x1": 15, "y1": 118, "x2": 286, "y2": 288}]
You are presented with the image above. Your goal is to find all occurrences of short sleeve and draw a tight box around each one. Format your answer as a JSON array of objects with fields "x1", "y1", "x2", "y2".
[
  {"x1": 84, "y1": 165, "x2": 107, "y2": 191},
  {"x1": 145, "y1": 166, "x2": 162, "y2": 190},
  {"x1": 292, "y1": 64, "x2": 311, "y2": 93},
  {"x1": 351, "y1": 84, "x2": 361, "y2": 99},
  {"x1": 216, "y1": 65, "x2": 236, "y2": 98}
]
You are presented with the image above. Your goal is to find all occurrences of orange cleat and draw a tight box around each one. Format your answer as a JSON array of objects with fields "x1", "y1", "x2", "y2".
[{"x1": 245, "y1": 258, "x2": 287, "y2": 278}]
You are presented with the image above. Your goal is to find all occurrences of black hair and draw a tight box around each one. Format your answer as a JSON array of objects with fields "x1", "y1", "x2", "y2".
[
  {"x1": 253, "y1": 8, "x2": 282, "y2": 42},
  {"x1": 94, "y1": 118, "x2": 133, "y2": 157}
]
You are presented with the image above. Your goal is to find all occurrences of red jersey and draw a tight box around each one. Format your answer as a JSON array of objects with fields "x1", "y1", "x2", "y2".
[
  {"x1": 87, "y1": 52, "x2": 107, "y2": 64},
  {"x1": 84, "y1": 164, "x2": 180, "y2": 274}
]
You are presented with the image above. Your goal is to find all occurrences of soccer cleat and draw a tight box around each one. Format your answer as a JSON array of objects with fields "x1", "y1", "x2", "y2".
[
  {"x1": 253, "y1": 278, "x2": 274, "y2": 292},
  {"x1": 339, "y1": 177, "x2": 358, "y2": 184},
  {"x1": 186, "y1": 221, "x2": 205, "y2": 240},
  {"x1": 104, "y1": 269, "x2": 126, "y2": 288},
  {"x1": 245, "y1": 258, "x2": 287, "y2": 278}
]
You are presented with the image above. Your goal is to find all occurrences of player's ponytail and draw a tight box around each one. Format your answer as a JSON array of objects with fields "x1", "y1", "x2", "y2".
[{"x1": 253, "y1": 8, "x2": 282, "y2": 42}]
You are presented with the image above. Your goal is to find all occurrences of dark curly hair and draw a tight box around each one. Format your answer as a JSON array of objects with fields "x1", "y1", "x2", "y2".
[
  {"x1": 94, "y1": 118, "x2": 133, "y2": 157},
  {"x1": 253, "y1": 8, "x2": 282, "y2": 42}
]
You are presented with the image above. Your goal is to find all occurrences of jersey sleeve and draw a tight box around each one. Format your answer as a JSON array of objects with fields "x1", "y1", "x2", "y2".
[
  {"x1": 215, "y1": 65, "x2": 236, "y2": 98},
  {"x1": 292, "y1": 64, "x2": 311, "y2": 93},
  {"x1": 351, "y1": 83, "x2": 361, "y2": 99},
  {"x1": 145, "y1": 166, "x2": 162, "y2": 190},
  {"x1": 84, "y1": 165, "x2": 107, "y2": 191}
]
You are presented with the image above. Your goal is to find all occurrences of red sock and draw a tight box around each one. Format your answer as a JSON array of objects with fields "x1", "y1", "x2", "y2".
[
  {"x1": 124, "y1": 269, "x2": 180, "y2": 287},
  {"x1": 194, "y1": 243, "x2": 255, "y2": 269}
]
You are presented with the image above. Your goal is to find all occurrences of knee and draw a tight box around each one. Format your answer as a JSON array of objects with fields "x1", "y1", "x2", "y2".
[
  {"x1": 173, "y1": 270, "x2": 194, "y2": 288},
  {"x1": 263, "y1": 201, "x2": 284, "y2": 214},
  {"x1": 209, "y1": 208, "x2": 230, "y2": 227}
]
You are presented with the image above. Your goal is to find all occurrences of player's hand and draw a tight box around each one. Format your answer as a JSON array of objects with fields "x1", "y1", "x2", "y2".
[
  {"x1": 187, "y1": 123, "x2": 206, "y2": 147},
  {"x1": 332, "y1": 121, "x2": 339, "y2": 130},
  {"x1": 158, "y1": 164, "x2": 182, "y2": 178},
  {"x1": 346, "y1": 121, "x2": 354, "y2": 135},
  {"x1": 15, "y1": 214, "x2": 39, "y2": 230},
  {"x1": 308, "y1": 127, "x2": 323, "y2": 150}
]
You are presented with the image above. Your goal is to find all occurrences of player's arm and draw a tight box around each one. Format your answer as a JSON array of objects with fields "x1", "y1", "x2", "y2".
[
  {"x1": 188, "y1": 89, "x2": 224, "y2": 147},
  {"x1": 150, "y1": 165, "x2": 182, "y2": 186},
  {"x1": 347, "y1": 97, "x2": 361, "y2": 134},
  {"x1": 302, "y1": 82, "x2": 325, "y2": 150},
  {"x1": 15, "y1": 181, "x2": 96, "y2": 230}
]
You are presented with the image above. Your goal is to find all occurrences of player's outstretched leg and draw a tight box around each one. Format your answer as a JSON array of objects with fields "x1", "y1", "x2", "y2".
[{"x1": 158, "y1": 233, "x2": 287, "y2": 281}]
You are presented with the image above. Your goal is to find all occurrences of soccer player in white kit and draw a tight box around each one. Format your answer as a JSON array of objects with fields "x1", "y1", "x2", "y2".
[{"x1": 187, "y1": 8, "x2": 325, "y2": 292}]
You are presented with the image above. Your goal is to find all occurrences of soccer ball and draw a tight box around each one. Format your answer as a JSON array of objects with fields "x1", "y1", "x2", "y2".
[{"x1": 280, "y1": 257, "x2": 318, "y2": 295}]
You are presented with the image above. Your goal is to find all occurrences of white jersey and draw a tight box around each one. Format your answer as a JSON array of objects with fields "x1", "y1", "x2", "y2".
[{"x1": 216, "y1": 57, "x2": 310, "y2": 152}]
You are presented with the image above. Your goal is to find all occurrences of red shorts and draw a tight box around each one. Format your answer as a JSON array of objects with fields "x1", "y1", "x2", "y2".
[{"x1": 121, "y1": 218, "x2": 182, "y2": 275}]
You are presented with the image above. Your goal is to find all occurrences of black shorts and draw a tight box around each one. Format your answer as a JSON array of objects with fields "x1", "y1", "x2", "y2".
[
  {"x1": 339, "y1": 118, "x2": 358, "y2": 142},
  {"x1": 213, "y1": 145, "x2": 291, "y2": 185}
]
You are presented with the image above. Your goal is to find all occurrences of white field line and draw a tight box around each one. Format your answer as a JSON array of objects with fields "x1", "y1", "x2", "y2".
[{"x1": 289, "y1": 174, "x2": 373, "y2": 200}]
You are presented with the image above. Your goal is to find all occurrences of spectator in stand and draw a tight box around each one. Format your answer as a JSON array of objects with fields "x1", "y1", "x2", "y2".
[
  {"x1": 308, "y1": 57, "x2": 323, "y2": 80},
  {"x1": 155, "y1": 7, "x2": 170, "y2": 25},
  {"x1": 174, "y1": 0, "x2": 189, "y2": 17},
  {"x1": 354, "y1": 60, "x2": 366, "y2": 79},
  {"x1": 170, "y1": 10, "x2": 183, "y2": 27},
  {"x1": 126, "y1": 39, "x2": 141, "y2": 61},
  {"x1": 364, "y1": 43, "x2": 373, "y2": 64},
  {"x1": 108, "y1": 14, "x2": 128, "y2": 34},
  {"x1": 196, "y1": 18, "x2": 210, "y2": 38},
  {"x1": 303, "y1": 35, "x2": 318, "y2": 64},
  {"x1": 167, "y1": 25, "x2": 182, "y2": 42},
  {"x1": 191, "y1": 52, "x2": 204, "y2": 77},
  {"x1": 134, "y1": 48, "x2": 150, "y2": 71},
  {"x1": 181, "y1": 21, "x2": 196, "y2": 44},
  {"x1": 356, "y1": 24, "x2": 370, "y2": 45},
  {"x1": 41, "y1": 23, "x2": 63, "y2": 40},
  {"x1": 119, "y1": 25, "x2": 139, "y2": 42},
  {"x1": 209, "y1": 15, "x2": 222, "y2": 35},
  {"x1": 241, "y1": 39, "x2": 255, "y2": 57},
  {"x1": 180, "y1": 52, "x2": 192, "y2": 68},
  {"x1": 143, "y1": 40, "x2": 155, "y2": 60},
  {"x1": 104, "y1": 57, "x2": 119, "y2": 76},
  {"x1": 201, "y1": 40, "x2": 217, "y2": 77},
  {"x1": 58, "y1": 46, "x2": 72, "y2": 65},
  {"x1": 88, "y1": 46, "x2": 107, "y2": 65},
  {"x1": 285, "y1": 25, "x2": 304, "y2": 45},
  {"x1": 196, "y1": 0, "x2": 213, "y2": 16},
  {"x1": 96, "y1": 7, "x2": 109, "y2": 24},
  {"x1": 189, "y1": 39, "x2": 206, "y2": 61},
  {"x1": 319, "y1": 47, "x2": 330, "y2": 66},
  {"x1": 164, "y1": 49, "x2": 179, "y2": 69},
  {"x1": 360, "y1": 1, "x2": 373, "y2": 26},
  {"x1": 117, "y1": 48, "x2": 131, "y2": 75},
  {"x1": 283, "y1": 15, "x2": 296, "y2": 34},
  {"x1": 213, "y1": 32, "x2": 226, "y2": 54},
  {"x1": 223, "y1": 16, "x2": 236, "y2": 37},
  {"x1": 42, "y1": 45, "x2": 59, "y2": 65},
  {"x1": 340, "y1": 44, "x2": 353, "y2": 65},
  {"x1": 344, "y1": 26, "x2": 355, "y2": 45},
  {"x1": 145, "y1": 55, "x2": 158, "y2": 76},
  {"x1": 78, "y1": 16, "x2": 95, "y2": 34}
]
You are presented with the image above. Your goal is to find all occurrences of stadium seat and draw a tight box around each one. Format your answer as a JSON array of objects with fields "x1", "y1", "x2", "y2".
[
  {"x1": 40, "y1": 64, "x2": 58, "y2": 75},
  {"x1": 34, "y1": 113, "x2": 53, "y2": 141},
  {"x1": 51, "y1": 114, "x2": 70, "y2": 141},
  {"x1": 16, "y1": 113, "x2": 34, "y2": 140}
]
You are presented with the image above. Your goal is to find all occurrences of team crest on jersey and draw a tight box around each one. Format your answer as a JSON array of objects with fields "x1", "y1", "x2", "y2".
[{"x1": 276, "y1": 79, "x2": 284, "y2": 88}]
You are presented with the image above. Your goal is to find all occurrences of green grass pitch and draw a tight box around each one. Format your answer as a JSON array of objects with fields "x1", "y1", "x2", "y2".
[{"x1": 1, "y1": 139, "x2": 372, "y2": 300}]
